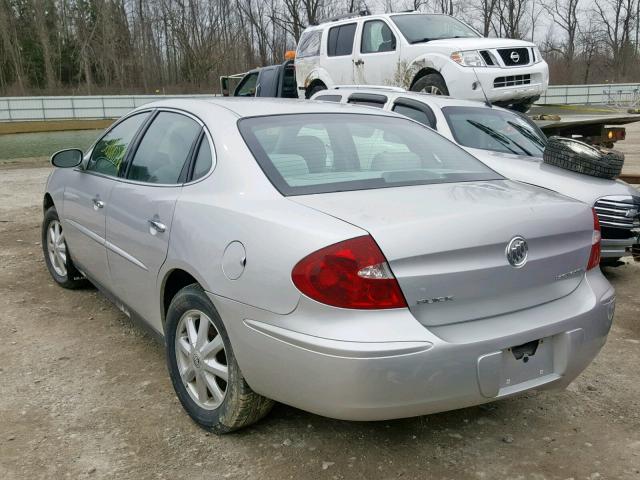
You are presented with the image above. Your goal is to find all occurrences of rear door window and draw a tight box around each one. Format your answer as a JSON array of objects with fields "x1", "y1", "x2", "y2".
[
  {"x1": 127, "y1": 112, "x2": 201, "y2": 184},
  {"x1": 327, "y1": 23, "x2": 357, "y2": 56}
]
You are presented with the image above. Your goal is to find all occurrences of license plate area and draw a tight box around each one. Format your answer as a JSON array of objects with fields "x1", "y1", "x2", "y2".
[{"x1": 500, "y1": 337, "x2": 553, "y2": 390}]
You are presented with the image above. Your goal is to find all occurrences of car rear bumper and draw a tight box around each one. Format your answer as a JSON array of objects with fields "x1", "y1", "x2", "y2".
[
  {"x1": 443, "y1": 61, "x2": 549, "y2": 104},
  {"x1": 208, "y1": 268, "x2": 613, "y2": 421}
]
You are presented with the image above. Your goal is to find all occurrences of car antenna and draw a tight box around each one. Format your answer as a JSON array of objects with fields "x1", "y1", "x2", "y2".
[{"x1": 472, "y1": 67, "x2": 492, "y2": 108}]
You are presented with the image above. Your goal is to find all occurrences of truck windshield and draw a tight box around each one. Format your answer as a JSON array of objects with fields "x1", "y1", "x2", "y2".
[
  {"x1": 442, "y1": 106, "x2": 547, "y2": 157},
  {"x1": 391, "y1": 14, "x2": 479, "y2": 43},
  {"x1": 238, "y1": 113, "x2": 501, "y2": 196}
]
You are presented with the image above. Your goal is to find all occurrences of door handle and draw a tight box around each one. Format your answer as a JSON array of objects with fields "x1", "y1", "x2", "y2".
[
  {"x1": 354, "y1": 59, "x2": 364, "y2": 66},
  {"x1": 92, "y1": 198, "x2": 104, "y2": 209},
  {"x1": 148, "y1": 219, "x2": 167, "y2": 233}
]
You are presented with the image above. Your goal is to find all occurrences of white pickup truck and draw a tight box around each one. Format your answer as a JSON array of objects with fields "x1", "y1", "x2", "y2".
[{"x1": 294, "y1": 11, "x2": 549, "y2": 112}]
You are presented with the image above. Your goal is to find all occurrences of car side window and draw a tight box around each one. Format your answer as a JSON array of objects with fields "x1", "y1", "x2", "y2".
[
  {"x1": 361, "y1": 20, "x2": 396, "y2": 53},
  {"x1": 347, "y1": 93, "x2": 387, "y2": 108},
  {"x1": 191, "y1": 137, "x2": 213, "y2": 181},
  {"x1": 87, "y1": 112, "x2": 149, "y2": 177},
  {"x1": 392, "y1": 99, "x2": 437, "y2": 129},
  {"x1": 127, "y1": 112, "x2": 201, "y2": 184},
  {"x1": 327, "y1": 23, "x2": 357, "y2": 56}
]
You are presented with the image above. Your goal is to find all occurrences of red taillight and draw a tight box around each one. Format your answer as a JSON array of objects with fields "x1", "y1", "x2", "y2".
[
  {"x1": 291, "y1": 235, "x2": 408, "y2": 309},
  {"x1": 587, "y1": 208, "x2": 601, "y2": 270}
]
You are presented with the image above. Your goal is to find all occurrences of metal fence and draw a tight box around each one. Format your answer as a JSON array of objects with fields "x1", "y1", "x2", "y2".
[
  {"x1": 538, "y1": 83, "x2": 640, "y2": 106},
  {"x1": 0, "y1": 94, "x2": 217, "y2": 122},
  {"x1": 2, "y1": 83, "x2": 640, "y2": 121}
]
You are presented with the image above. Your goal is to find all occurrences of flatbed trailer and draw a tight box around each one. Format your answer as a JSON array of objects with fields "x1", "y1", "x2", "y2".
[{"x1": 532, "y1": 112, "x2": 640, "y2": 147}]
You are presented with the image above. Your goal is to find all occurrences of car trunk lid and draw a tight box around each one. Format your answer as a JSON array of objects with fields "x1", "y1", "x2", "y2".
[{"x1": 292, "y1": 180, "x2": 594, "y2": 327}]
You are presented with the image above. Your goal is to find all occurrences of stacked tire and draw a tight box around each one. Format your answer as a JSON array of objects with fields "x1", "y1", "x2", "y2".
[{"x1": 543, "y1": 137, "x2": 624, "y2": 180}]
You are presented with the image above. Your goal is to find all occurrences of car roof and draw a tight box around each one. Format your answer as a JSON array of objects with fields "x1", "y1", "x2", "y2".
[
  {"x1": 318, "y1": 87, "x2": 506, "y2": 111},
  {"x1": 134, "y1": 97, "x2": 401, "y2": 119}
]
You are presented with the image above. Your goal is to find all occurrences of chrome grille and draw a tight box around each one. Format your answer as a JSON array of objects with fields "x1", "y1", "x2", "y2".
[
  {"x1": 498, "y1": 48, "x2": 531, "y2": 66},
  {"x1": 594, "y1": 196, "x2": 640, "y2": 230},
  {"x1": 494, "y1": 74, "x2": 531, "y2": 88}
]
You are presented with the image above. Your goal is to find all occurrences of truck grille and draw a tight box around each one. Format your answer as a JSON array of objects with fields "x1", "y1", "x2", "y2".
[
  {"x1": 594, "y1": 196, "x2": 640, "y2": 230},
  {"x1": 498, "y1": 48, "x2": 531, "y2": 66},
  {"x1": 494, "y1": 74, "x2": 531, "y2": 88}
]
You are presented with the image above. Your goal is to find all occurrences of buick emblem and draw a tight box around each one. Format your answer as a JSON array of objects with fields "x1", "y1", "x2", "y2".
[
  {"x1": 510, "y1": 51, "x2": 520, "y2": 63},
  {"x1": 506, "y1": 236, "x2": 528, "y2": 268}
]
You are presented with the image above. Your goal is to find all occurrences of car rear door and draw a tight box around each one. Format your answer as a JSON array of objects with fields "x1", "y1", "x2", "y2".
[
  {"x1": 354, "y1": 19, "x2": 400, "y2": 85},
  {"x1": 105, "y1": 110, "x2": 203, "y2": 331},
  {"x1": 62, "y1": 112, "x2": 151, "y2": 288},
  {"x1": 323, "y1": 22, "x2": 358, "y2": 85}
]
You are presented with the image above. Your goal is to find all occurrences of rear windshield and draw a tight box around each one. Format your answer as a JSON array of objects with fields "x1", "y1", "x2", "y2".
[
  {"x1": 238, "y1": 113, "x2": 501, "y2": 196},
  {"x1": 442, "y1": 106, "x2": 547, "y2": 157}
]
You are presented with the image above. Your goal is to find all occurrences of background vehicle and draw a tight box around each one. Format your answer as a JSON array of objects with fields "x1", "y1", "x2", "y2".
[
  {"x1": 42, "y1": 98, "x2": 613, "y2": 432},
  {"x1": 312, "y1": 87, "x2": 640, "y2": 263},
  {"x1": 220, "y1": 59, "x2": 297, "y2": 98},
  {"x1": 295, "y1": 11, "x2": 548, "y2": 111}
]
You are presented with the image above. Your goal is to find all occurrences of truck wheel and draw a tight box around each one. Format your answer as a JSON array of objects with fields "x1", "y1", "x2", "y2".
[
  {"x1": 411, "y1": 73, "x2": 449, "y2": 96},
  {"x1": 306, "y1": 83, "x2": 327, "y2": 99},
  {"x1": 543, "y1": 137, "x2": 624, "y2": 179},
  {"x1": 509, "y1": 102, "x2": 533, "y2": 113}
]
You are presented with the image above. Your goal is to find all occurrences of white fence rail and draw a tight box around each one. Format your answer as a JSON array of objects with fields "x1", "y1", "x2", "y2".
[
  {"x1": 538, "y1": 83, "x2": 640, "y2": 106},
  {"x1": 0, "y1": 94, "x2": 217, "y2": 122},
  {"x1": 1, "y1": 84, "x2": 640, "y2": 122}
]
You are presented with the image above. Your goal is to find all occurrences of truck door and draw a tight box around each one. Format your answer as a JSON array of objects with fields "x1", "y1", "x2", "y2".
[
  {"x1": 323, "y1": 22, "x2": 357, "y2": 86},
  {"x1": 354, "y1": 19, "x2": 400, "y2": 86}
]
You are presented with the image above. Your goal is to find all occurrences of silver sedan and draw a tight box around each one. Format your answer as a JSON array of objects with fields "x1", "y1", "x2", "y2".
[{"x1": 43, "y1": 98, "x2": 615, "y2": 433}]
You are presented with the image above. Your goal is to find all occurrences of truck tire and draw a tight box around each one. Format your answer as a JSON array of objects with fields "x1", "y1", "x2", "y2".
[
  {"x1": 306, "y1": 83, "x2": 326, "y2": 99},
  {"x1": 411, "y1": 73, "x2": 449, "y2": 96},
  {"x1": 509, "y1": 102, "x2": 533, "y2": 113},
  {"x1": 543, "y1": 137, "x2": 624, "y2": 179}
]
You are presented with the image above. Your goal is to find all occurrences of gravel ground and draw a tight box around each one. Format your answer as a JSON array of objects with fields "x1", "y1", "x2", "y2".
[{"x1": 1, "y1": 166, "x2": 639, "y2": 480}]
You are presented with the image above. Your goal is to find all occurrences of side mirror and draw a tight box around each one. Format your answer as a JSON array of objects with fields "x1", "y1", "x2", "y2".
[{"x1": 51, "y1": 149, "x2": 83, "y2": 168}]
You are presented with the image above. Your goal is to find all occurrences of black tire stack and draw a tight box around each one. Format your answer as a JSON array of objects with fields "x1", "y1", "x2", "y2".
[{"x1": 543, "y1": 137, "x2": 624, "y2": 179}]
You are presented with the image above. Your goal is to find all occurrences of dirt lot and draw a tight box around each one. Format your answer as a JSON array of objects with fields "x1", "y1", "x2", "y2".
[{"x1": 1, "y1": 165, "x2": 639, "y2": 480}]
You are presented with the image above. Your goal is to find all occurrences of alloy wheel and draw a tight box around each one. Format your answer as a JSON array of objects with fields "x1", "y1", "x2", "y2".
[
  {"x1": 175, "y1": 309, "x2": 228, "y2": 410},
  {"x1": 47, "y1": 220, "x2": 67, "y2": 277}
]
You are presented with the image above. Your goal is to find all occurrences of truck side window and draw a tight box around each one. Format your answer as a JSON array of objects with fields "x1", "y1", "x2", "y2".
[
  {"x1": 327, "y1": 23, "x2": 357, "y2": 57},
  {"x1": 361, "y1": 20, "x2": 396, "y2": 53},
  {"x1": 297, "y1": 30, "x2": 322, "y2": 58},
  {"x1": 235, "y1": 72, "x2": 258, "y2": 97}
]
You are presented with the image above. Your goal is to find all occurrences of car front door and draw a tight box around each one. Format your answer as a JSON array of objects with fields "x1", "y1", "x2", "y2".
[
  {"x1": 62, "y1": 112, "x2": 150, "y2": 288},
  {"x1": 355, "y1": 19, "x2": 400, "y2": 85},
  {"x1": 105, "y1": 110, "x2": 202, "y2": 332},
  {"x1": 323, "y1": 22, "x2": 358, "y2": 85}
]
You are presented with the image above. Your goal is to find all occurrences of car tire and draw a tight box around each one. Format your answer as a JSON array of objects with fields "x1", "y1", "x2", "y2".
[
  {"x1": 543, "y1": 137, "x2": 624, "y2": 179},
  {"x1": 42, "y1": 206, "x2": 88, "y2": 289},
  {"x1": 306, "y1": 83, "x2": 327, "y2": 99},
  {"x1": 410, "y1": 73, "x2": 449, "y2": 96},
  {"x1": 509, "y1": 102, "x2": 533, "y2": 113},
  {"x1": 165, "y1": 284, "x2": 274, "y2": 434}
]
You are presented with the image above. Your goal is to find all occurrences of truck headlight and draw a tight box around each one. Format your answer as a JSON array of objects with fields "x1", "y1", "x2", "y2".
[
  {"x1": 450, "y1": 51, "x2": 486, "y2": 67},
  {"x1": 532, "y1": 46, "x2": 543, "y2": 63}
]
